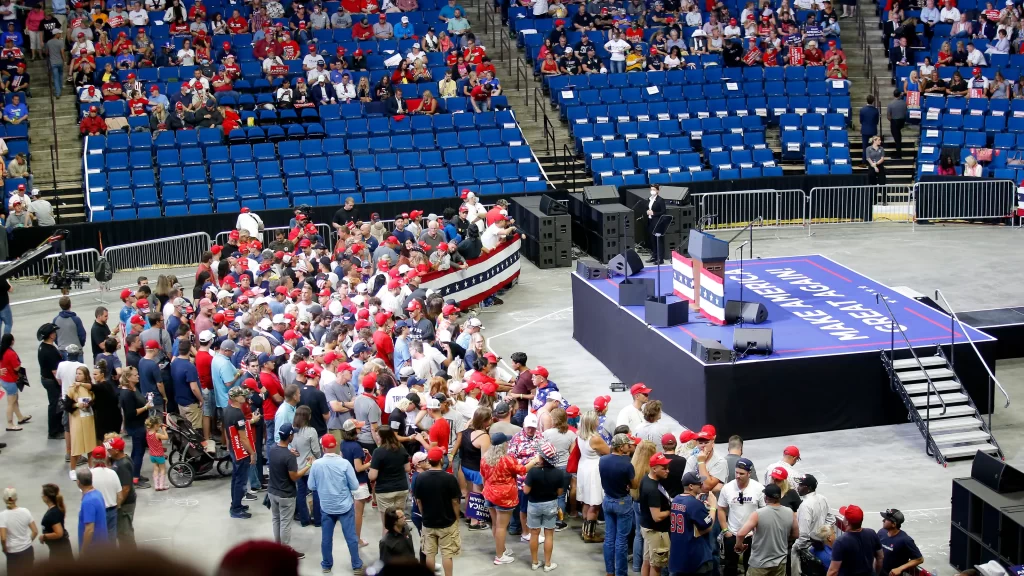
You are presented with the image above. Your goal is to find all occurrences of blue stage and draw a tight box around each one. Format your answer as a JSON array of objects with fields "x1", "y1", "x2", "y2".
[{"x1": 571, "y1": 254, "x2": 999, "y2": 439}]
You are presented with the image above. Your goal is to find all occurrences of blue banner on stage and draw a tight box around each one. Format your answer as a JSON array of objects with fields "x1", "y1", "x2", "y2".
[{"x1": 466, "y1": 492, "x2": 492, "y2": 522}]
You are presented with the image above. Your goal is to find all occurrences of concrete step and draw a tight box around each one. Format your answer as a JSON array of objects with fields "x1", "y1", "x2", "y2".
[
  {"x1": 911, "y1": 392, "x2": 969, "y2": 408},
  {"x1": 941, "y1": 442, "x2": 1000, "y2": 459},
  {"x1": 927, "y1": 416, "x2": 987, "y2": 433},
  {"x1": 932, "y1": 430, "x2": 992, "y2": 446}
]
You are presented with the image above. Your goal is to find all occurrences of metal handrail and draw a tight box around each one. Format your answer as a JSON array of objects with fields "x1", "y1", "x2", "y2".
[
  {"x1": 543, "y1": 113, "x2": 555, "y2": 155},
  {"x1": 49, "y1": 73, "x2": 60, "y2": 170},
  {"x1": 516, "y1": 57, "x2": 528, "y2": 91},
  {"x1": 533, "y1": 86, "x2": 543, "y2": 122},
  {"x1": 562, "y1": 143, "x2": 575, "y2": 191},
  {"x1": 934, "y1": 289, "x2": 1010, "y2": 409},
  {"x1": 875, "y1": 292, "x2": 947, "y2": 416}
]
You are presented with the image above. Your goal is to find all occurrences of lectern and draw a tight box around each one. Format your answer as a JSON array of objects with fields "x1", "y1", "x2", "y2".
[{"x1": 688, "y1": 229, "x2": 729, "y2": 311}]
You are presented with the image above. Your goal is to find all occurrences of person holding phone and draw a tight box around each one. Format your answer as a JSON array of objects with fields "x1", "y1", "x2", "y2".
[{"x1": 267, "y1": 421, "x2": 313, "y2": 556}]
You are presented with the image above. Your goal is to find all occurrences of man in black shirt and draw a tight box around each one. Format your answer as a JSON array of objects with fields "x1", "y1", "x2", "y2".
[
  {"x1": 331, "y1": 198, "x2": 359, "y2": 234},
  {"x1": 724, "y1": 41, "x2": 744, "y2": 67},
  {"x1": 457, "y1": 223, "x2": 483, "y2": 260},
  {"x1": 224, "y1": 387, "x2": 257, "y2": 519},
  {"x1": 37, "y1": 323, "x2": 64, "y2": 439},
  {"x1": 640, "y1": 452, "x2": 673, "y2": 576},
  {"x1": 559, "y1": 48, "x2": 582, "y2": 74},
  {"x1": 268, "y1": 422, "x2": 313, "y2": 556},
  {"x1": 125, "y1": 334, "x2": 142, "y2": 370},
  {"x1": 414, "y1": 447, "x2": 463, "y2": 576},
  {"x1": 659, "y1": 434, "x2": 687, "y2": 497},
  {"x1": 90, "y1": 306, "x2": 115, "y2": 363},
  {"x1": 572, "y1": 3, "x2": 595, "y2": 30},
  {"x1": 107, "y1": 437, "x2": 138, "y2": 548},
  {"x1": 298, "y1": 366, "x2": 330, "y2": 437},
  {"x1": 582, "y1": 47, "x2": 603, "y2": 73}
]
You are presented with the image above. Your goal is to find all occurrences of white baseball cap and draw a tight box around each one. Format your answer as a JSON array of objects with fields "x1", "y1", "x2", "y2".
[
  {"x1": 523, "y1": 413, "x2": 539, "y2": 428},
  {"x1": 198, "y1": 330, "x2": 216, "y2": 343},
  {"x1": 547, "y1": 391, "x2": 563, "y2": 402},
  {"x1": 272, "y1": 314, "x2": 286, "y2": 324},
  {"x1": 258, "y1": 318, "x2": 273, "y2": 330}
]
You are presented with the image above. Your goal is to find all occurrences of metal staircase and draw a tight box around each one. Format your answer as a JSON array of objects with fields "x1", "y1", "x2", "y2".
[{"x1": 875, "y1": 292, "x2": 1008, "y2": 466}]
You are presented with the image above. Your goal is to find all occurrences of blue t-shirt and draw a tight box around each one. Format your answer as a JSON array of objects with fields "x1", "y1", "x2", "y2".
[
  {"x1": 392, "y1": 228, "x2": 415, "y2": 245},
  {"x1": 669, "y1": 494, "x2": 714, "y2": 574},
  {"x1": 171, "y1": 357, "x2": 200, "y2": 407},
  {"x1": 878, "y1": 529, "x2": 922, "y2": 576},
  {"x1": 598, "y1": 453, "x2": 634, "y2": 499},
  {"x1": 832, "y1": 529, "x2": 882, "y2": 576},
  {"x1": 137, "y1": 358, "x2": 162, "y2": 399},
  {"x1": 211, "y1": 353, "x2": 237, "y2": 408},
  {"x1": 78, "y1": 490, "x2": 108, "y2": 551},
  {"x1": 341, "y1": 440, "x2": 369, "y2": 484}
]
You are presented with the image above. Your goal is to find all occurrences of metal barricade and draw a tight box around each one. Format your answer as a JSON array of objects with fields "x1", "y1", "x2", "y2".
[
  {"x1": 7, "y1": 248, "x2": 103, "y2": 305},
  {"x1": 695, "y1": 189, "x2": 807, "y2": 231},
  {"x1": 912, "y1": 179, "x2": 1017, "y2": 228},
  {"x1": 101, "y1": 232, "x2": 212, "y2": 289},
  {"x1": 215, "y1": 223, "x2": 335, "y2": 248},
  {"x1": 807, "y1": 185, "x2": 914, "y2": 233}
]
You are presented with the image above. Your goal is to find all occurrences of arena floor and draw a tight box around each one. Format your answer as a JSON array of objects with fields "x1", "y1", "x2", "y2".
[{"x1": 1, "y1": 221, "x2": 1023, "y2": 575}]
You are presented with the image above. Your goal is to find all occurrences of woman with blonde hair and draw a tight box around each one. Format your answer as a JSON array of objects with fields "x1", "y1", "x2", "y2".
[
  {"x1": 542, "y1": 406, "x2": 576, "y2": 529},
  {"x1": 68, "y1": 366, "x2": 97, "y2": 477},
  {"x1": 356, "y1": 76, "x2": 372, "y2": 103},
  {"x1": 767, "y1": 465, "x2": 802, "y2": 511},
  {"x1": 576, "y1": 409, "x2": 609, "y2": 542},
  {"x1": 963, "y1": 155, "x2": 983, "y2": 177},
  {"x1": 630, "y1": 440, "x2": 658, "y2": 573},
  {"x1": 0, "y1": 487, "x2": 36, "y2": 575}
]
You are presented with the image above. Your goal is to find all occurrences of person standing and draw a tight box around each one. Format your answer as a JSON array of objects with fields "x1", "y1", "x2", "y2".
[
  {"x1": 379, "y1": 507, "x2": 416, "y2": 564},
  {"x1": 793, "y1": 475, "x2": 830, "y2": 560},
  {"x1": 639, "y1": 453, "x2": 673, "y2": 576},
  {"x1": 267, "y1": 422, "x2": 313, "y2": 557},
  {"x1": 171, "y1": 341, "x2": 203, "y2": 430},
  {"x1": 414, "y1": 447, "x2": 462, "y2": 576},
  {"x1": 507, "y1": 352, "x2": 535, "y2": 427},
  {"x1": 258, "y1": 352, "x2": 285, "y2": 462},
  {"x1": 90, "y1": 307, "x2": 116, "y2": 363},
  {"x1": 878, "y1": 509, "x2": 924, "y2": 576},
  {"x1": 482, "y1": 431, "x2": 536, "y2": 566},
  {"x1": 118, "y1": 368, "x2": 152, "y2": 488},
  {"x1": 37, "y1": 324, "x2": 64, "y2": 440},
  {"x1": 858, "y1": 96, "x2": 879, "y2": 164},
  {"x1": 37, "y1": 484, "x2": 72, "y2": 560},
  {"x1": 0, "y1": 279, "x2": 11, "y2": 335},
  {"x1": 725, "y1": 436, "x2": 757, "y2": 483},
  {"x1": 669, "y1": 473, "x2": 718, "y2": 576},
  {"x1": 87, "y1": 446, "x2": 121, "y2": 541},
  {"x1": 826, "y1": 505, "x2": 882, "y2": 576},
  {"x1": 886, "y1": 91, "x2": 907, "y2": 160},
  {"x1": 767, "y1": 446, "x2": 801, "y2": 491},
  {"x1": 734, "y1": 484, "x2": 798, "y2": 576},
  {"x1": 719, "y1": 458, "x2": 766, "y2": 576},
  {"x1": 600, "y1": 433, "x2": 636, "y2": 576},
  {"x1": 684, "y1": 425, "x2": 728, "y2": 493},
  {"x1": 578, "y1": 410, "x2": 610, "y2": 543},
  {"x1": 291, "y1": 406, "x2": 323, "y2": 528},
  {"x1": 617, "y1": 383, "x2": 650, "y2": 433},
  {"x1": 0, "y1": 487, "x2": 37, "y2": 576},
  {"x1": 866, "y1": 136, "x2": 886, "y2": 185},
  {"x1": 1, "y1": 334, "x2": 29, "y2": 432},
  {"x1": 212, "y1": 340, "x2": 245, "y2": 446},
  {"x1": 44, "y1": 29, "x2": 65, "y2": 98},
  {"x1": 107, "y1": 437, "x2": 137, "y2": 548},
  {"x1": 369, "y1": 426, "x2": 411, "y2": 536},
  {"x1": 75, "y1": 467, "x2": 109, "y2": 552},
  {"x1": 309, "y1": 433, "x2": 363, "y2": 575},
  {"x1": 224, "y1": 386, "x2": 257, "y2": 519},
  {"x1": 524, "y1": 441, "x2": 566, "y2": 572},
  {"x1": 645, "y1": 186, "x2": 668, "y2": 265},
  {"x1": 53, "y1": 297, "x2": 86, "y2": 362}
]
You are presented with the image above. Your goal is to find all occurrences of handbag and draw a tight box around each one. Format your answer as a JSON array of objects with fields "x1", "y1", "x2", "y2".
[
  {"x1": 15, "y1": 367, "x2": 28, "y2": 391},
  {"x1": 61, "y1": 395, "x2": 78, "y2": 414}
]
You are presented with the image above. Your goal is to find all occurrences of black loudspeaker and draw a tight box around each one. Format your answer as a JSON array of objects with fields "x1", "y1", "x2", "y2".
[
  {"x1": 660, "y1": 186, "x2": 690, "y2": 205},
  {"x1": 540, "y1": 194, "x2": 568, "y2": 216},
  {"x1": 576, "y1": 259, "x2": 608, "y2": 279},
  {"x1": 732, "y1": 328, "x2": 774, "y2": 355},
  {"x1": 725, "y1": 300, "x2": 769, "y2": 324},
  {"x1": 972, "y1": 450, "x2": 1024, "y2": 493},
  {"x1": 690, "y1": 337, "x2": 735, "y2": 364},
  {"x1": 583, "y1": 185, "x2": 620, "y2": 205},
  {"x1": 607, "y1": 249, "x2": 644, "y2": 277}
]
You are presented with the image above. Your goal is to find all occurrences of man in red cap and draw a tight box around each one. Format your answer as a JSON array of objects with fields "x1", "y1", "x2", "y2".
[
  {"x1": 639, "y1": 452, "x2": 673, "y2": 576},
  {"x1": 616, "y1": 383, "x2": 651, "y2": 433},
  {"x1": 767, "y1": 445, "x2": 800, "y2": 490},
  {"x1": 829, "y1": 504, "x2": 882, "y2": 576},
  {"x1": 657, "y1": 433, "x2": 687, "y2": 497},
  {"x1": 413, "y1": 445, "x2": 463, "y2": 576},
  {"x1": 308, "y1": 432, "x2": 364, "y2": 573},
  {"x1": 106, "y1": 436, "x2": 140, "y2": 542},
  {"x1": 139, "y1": 339, "x2": 167, "y2": 413},
  {"x1": 528, "y1": 365, "x2": 562, "y2": 412},
  {"x1": 372, "y1": 312, "x2": 395, "y2": 369},
  {"x1": 682, "y1": 424, "x2": 728, "y2": 493},
  {"x1": 594, "y1": 394, "x2": 613, "y2": 442}
]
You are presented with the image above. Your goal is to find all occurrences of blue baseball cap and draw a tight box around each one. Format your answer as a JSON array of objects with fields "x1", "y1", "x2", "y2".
[
  {"x1": 407, "y1": 375, "x2": 426, "y2": 388},
  {"x1": 278, "y1": 422, "x2": 295, "y2": 440},
  {"x1": 257, "y1": 353, "x2": 273, "y2": 366},
  {"x1": 736, "y1": 457, "x2": 754, "y2": 472},
  {"x1": 352, "y1": 342, "x2": 370, "y2": 355}
]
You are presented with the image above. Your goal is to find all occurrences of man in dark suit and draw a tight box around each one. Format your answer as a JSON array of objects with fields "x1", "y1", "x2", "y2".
[
  {"x1": 974, "y1": 14, "x2": 996, "y2": 40},
  {"x1": 647, "y1": 184, "x2": 668, "y2": 265},
  {"x1": 385, "y1": 87, "x2": 407, "y2": 116},
  {"x1": 889, "y1": 37, "x2": 912, "y2": 78}
]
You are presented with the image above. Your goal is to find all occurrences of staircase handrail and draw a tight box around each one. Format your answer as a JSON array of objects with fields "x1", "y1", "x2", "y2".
[
  {"x1": 875, "y1": 293, "x2": 947, "y2": 416},
  {"x1": 726, "y1": 216, "x2": 763, "y2": 259},
  {"x1": 934, "y1": 289, "x2": 1010, "y2": 409}
]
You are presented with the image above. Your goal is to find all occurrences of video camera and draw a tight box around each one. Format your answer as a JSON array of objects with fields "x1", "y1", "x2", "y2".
[{"x1": 0, "y1": 230, "x2": 92, "y2": 292}]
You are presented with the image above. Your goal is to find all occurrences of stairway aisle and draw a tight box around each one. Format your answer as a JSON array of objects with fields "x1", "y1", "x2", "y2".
[{"x1": 25, "y1": 57, "x2": 88, "y2": 223}]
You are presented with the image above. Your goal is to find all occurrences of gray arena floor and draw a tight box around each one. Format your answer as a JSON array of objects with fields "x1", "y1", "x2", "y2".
[{"x1": 1, "y1": 221, "x2": 1023, "y2": 575}]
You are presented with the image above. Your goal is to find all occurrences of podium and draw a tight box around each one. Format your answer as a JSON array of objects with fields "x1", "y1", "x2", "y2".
[{"x1": 688, "y1": 229, "x2": 729, "y2": 312}]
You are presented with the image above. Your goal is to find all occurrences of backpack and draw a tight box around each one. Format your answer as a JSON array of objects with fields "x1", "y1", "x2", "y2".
[{"x1": 95, "y1": 257, "x2": 114, "y2": 283}]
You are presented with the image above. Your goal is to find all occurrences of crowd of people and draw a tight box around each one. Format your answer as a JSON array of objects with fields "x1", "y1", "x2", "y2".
[{"x1": 0, "y1": 199, "x2": 933, "y2": 576}]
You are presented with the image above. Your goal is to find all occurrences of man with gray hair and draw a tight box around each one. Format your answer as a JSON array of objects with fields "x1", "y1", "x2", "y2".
[
  {"x1": 76, "y1": 465, "x2": 110, "y2": 551},
  {"x1": 28, "y1": 188, "x2": 55, "y2": 226},
  {"x1": 419, "y1": 219, "x2": 446, "y2": 251}
]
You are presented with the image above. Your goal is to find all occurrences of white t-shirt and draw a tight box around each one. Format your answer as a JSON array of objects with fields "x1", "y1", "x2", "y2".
[
  {"x1": 235, "y1": 212, "x2": 263, "y2": 238},
  {"x1": 412, "y1": 345, "x2": 446, "y2": 379},
  {"x1": 0, "y1": 507, "x2": 34, "y2": 553},
  {"x1": 532, "y1": 0, "x2": 549, "y2": 16},
  {"x1": 481, "y1": 224, "x2": 503, "y2": 250},
  {"x1": 684, "y1": 450, "x2": 729, "y2": 484},
  {"x1": 384, "y1": 383, "x2": 409, "y2": 414},
  {"x1": 177, "y1": 48, "x2": 195, "y2": 66},
  {"x1": 723, "y1": 24, "x2": 741, "y2": 37},
  {"x1": 718, "y1": 479, "x2": 766, "y2": 533},
  {"x1": 128, "y1": 9, "x2": 149, "y2": 24},
  {"x1": 604, "y1": 38, "x2": 631, "y2": 61},
  {"x1": 967, "y1": 49, "x2": 986, "y2": 66},
  {"x1": 456, "y1": 395, "x2": 479, "y2": 421},
  {"x1": 92, "y1": 466, "x2": 122, "y2": 508},
  {"x1": 940, "y1": 6, "x2": 960, "y2": 21},
  {"x1": 56, "y1": 360, "x2": 88, "y2": 395},
  {"x1": 766, "y1": 459, "x2": 798, "y2": 490},
  {"x1": 616, "y1": 403, "x2": 644, "y2": 433}
]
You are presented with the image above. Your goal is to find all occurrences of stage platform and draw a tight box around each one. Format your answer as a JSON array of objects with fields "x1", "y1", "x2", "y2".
[
  {"x1": 572, "y1": 254, "x2": 1000, "y2": 439},
  {"x1": 958, "y1": 307, "x2": 1024, "y2": 361}
]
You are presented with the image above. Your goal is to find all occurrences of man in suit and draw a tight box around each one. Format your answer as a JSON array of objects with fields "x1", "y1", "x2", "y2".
[
  {"x1": 882, "y1": 11, "x2": 900, "y2": 59},
  {"x1": 646, "y1": 184, "x2": 667, "y2": 265},
  {"x1": 974, "y1": 13, "x2": 996, "y2": 40},
  {"x1": 385, "y1": 86, "x2": 407, "y2": 116},
  {"x1": 889, "y1": 37, "x2": 912, "y2": 81},
  {"x1": 859, "y1": 95, "x2": 880, "y2": 164}
]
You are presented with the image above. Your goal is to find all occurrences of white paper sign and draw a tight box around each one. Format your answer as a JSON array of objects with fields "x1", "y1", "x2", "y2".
[
  {"x1": 646, "y1": 86, "x2": 660, "y2": 94},
  {"x1": 561, "y1": 90, "x2": 574, "y2": 99}
]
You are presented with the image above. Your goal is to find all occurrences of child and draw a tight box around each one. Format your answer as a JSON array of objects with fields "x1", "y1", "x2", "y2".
[
  {"x1": 145, "y1": 416, "x2": 169, "y2": 491},
  {"x1": 409, "y1": 451, "x2": 429, "y2": 565}
]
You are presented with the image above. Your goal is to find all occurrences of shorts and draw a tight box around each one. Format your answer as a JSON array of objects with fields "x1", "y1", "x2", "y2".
[
  {"x1": 462, "y1": 466, "x2": 483, "y2": 486},
  {"x1": 642, "y1": 528, "x2": 670, "y2": 567},
  {"x1": 179, "y1": 403, "x2": 203, "y2": 430},
  {"x1": 451, "y1": 452, "x2": 461, "y2": 475},
  {"x1": 352, "y1": 483, "x2": 371, "y2": 501},
  {"x1": 376, "y1": 490, "x2": 408, "y2": 513},
  {"x1": 150, "y1": 455, "x2": 166, "y2": 464},
  {"x1": 527, "y1": 500, "x2": 559, "y2": 530},
  {"x1": 422, "y1": 522, "x2": 461, "y2": 558},
  {"x1": 748, "y1": 566, "x2": 786, "y2": 576},
  {"x1": 202, "y1": 390, "x2": 215, "y2": 417},
  {"x1": 1, "y1": 381, "x2": 18, "y2": 396},
  {"x1": 485, "y1": 498, "x2": 517, "y2": 512}
]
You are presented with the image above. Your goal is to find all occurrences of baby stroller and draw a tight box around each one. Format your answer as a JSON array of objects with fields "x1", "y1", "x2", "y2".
[{"x1": 164, "y1": 412, "x2": 233, "y2": 488}]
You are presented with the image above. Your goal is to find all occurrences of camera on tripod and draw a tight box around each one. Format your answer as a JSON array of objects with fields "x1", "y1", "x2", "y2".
[{"x1": 46, "y1": 268, "x2": 91, "y2": 291}]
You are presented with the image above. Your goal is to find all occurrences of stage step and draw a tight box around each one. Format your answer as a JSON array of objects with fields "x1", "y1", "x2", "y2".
[
  {"x1": 892, "y1": 357, "x2": 947, "y2": 370},
  {"x1": 911, "y1": 392, "x2": 969, "y2": 408},
  {"x1": 903, "y1": 380, "x2": 962, "y2": 395},
  {"x1": 926, "y1": 416, "x2": 986, "y2": 432},
  {"x1": 896, "y1": 368, "x2": 956, "y2": 382},
  {"x1": 940, "y1": 442, "x2": 1001, "y2": 460},
  {"x1": 931, "y1": 430, "x2": 992, "y2": 446},
  {"x1": 914, "y1": 404, "x2": 978, "y2": 419}
]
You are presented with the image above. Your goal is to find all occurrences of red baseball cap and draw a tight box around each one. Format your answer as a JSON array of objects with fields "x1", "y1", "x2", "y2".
[
  {"x1": 374, "y1": 312, "x2": 391, "y2": 326},
  {"x1": 840, "y1": 505, "x2": 864, "y2": 524},
  {"x1": 406, "y1": 300, "x2": 422, "y2": 311},
  {"x1": 120, "y1": 288, "x2": 132, "y2": 300},
  {"x1": 144, "y1": 339, "x2": 160, "y2": 350},
  {"x1": 630, "y1": 383, "x2": 652, "y2": 396},
  {"x1": 361, "y1": 373, "x2": 377, "y2": 389},
  {"x1": 649, "y1": 452, "x2": 672, "y2": 467},
  {"x1": 130, "y1": 315, "x2": 145, "y2": 326},
  {"x1": 275, "y1": 286, "x2": 288, "y2": 295},
  {"x1": 323, "y1": 351, "x2": 339, "y2": 364},
  {"x1": 973, "y1": 67, "x2": 982, "y2": 75},
  {"x1": 530, "y1": 366, "x2": 549, "y2": 378},
  {"x1": 783, "y1": 445, "x2": 801, "y2": 459},
  {"x1": 283, "y1": 329, "x2": 299, "y2": 340},
  {"x1": 697, "y1": 424, "x2": 716, "y2": 440},
  {"x1": 594, "y1": 395, "x2": 611, "y2": 411},
  {"x1": 427, "y1": 447, "x2": 444, "y2": 462},
  {"x1": 769, "y1": 466, "x2": 789, "y2": 480},
  {"x1": 442, "y1": 303, "x2": 460, "y2": 315},
  {"x1": 660, "y1": 433, "x2": 676, "y2": 447},
  {"x1": 321, "y1": 433, "x2": 338, "y2": 449},
  {"x1": 679, "y1": 430, "x2": 698, "y2": 443},
  {"x1": 108, "y1": 437, "x2": 126, "y2": 451},
  {"x1": 566, "y1": 405, "x2": 580, "y2": 418},
  {"x1": 483, "y1": 352, "x2": 499, "y2": 363}
]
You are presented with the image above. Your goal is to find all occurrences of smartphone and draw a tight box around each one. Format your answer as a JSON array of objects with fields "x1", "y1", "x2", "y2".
[{"x1": 146, "y1": 392, "x2": 154, "y2": 405}]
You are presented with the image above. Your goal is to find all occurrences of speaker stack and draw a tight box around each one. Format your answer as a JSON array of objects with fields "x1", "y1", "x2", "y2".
[
  {"x1": 510, "y1": 195, "x2": 572, "y2": 269},
  {"x1": 568, "y1": 193, "x2": 636, "y2": 263},
  {"x1": 623, "y1": 187, "x2": 697, "y2": 256}
]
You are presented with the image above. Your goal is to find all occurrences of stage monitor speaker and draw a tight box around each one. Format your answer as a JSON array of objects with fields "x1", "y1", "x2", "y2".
[
  {"x1": 608, "y1": 249, "x2": 644, "y2": 277},
  {"x1": 725, "y1": 300, "x2": 769, "y2": 324},
  {"x1": 690, "y1": 337, "x2": 735, "y2": 364},
  {"x1": 733, "y1": 328, "x2": 774, "y2": 355},
  {"x1": 576, "y1": 259, "x2": 608, "y2": 280},
  {"x1": 972, "y1": 450, "x2": 1024, "y2": 493},
  {"x1": 583, "y1": 185, "x2": 620, "y2": 205},
  {"x1": 540, "y1": 194, "x2": 568, "y2": 216},
  {"x1": 660, "y1": 186, "x2": 690, "y2": 205}
]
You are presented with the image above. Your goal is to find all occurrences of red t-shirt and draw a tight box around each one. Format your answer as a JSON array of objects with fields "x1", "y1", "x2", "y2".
[
  {"x1": 625, "y1": 27, "x2": 644, "y2": 42},
  {"x1": 342, "y1": 0, "x2": 362, "y2": 12},
  {"x1": 227, "y1": 16, "x2": 248, "y2": 34},
  {"x1": 259, "y1": 371, "x2": 283, "y2": 420},
  {"x1": 372, "y1": 329, "x2": 394, "y2": 369},
  {"x1": 0, "y1": 348, "x2": 20, "y2": 383},
  {"x1": 169, "y1": 21, "x2": 189, "y2": 35},
  {"x1": 128, "y1": 97, "x2": 149, "y2": 115},
  {"x1": 429, "y1": 417, "x2": 451, "y2": 454},
  {"x1": 195, "y1": 349, "x2": 213, "y2": 390},
  {"x1": 463, "y1": 46, "x2": 484, "y2": 65},
  {"x1": 481, "y1": 455, "x2": 525, "y2": 509},
  {"x1": 470, "y1": 84, "x2": 490, "y2": 101},
  {"x1": 280, "y1": 41, "x2": 300, "y2": 60}
]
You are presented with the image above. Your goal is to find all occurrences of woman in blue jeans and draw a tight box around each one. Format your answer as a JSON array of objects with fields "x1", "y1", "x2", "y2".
[{"x1": 631, "y1": 441, "x2": 657, "y2": 573}]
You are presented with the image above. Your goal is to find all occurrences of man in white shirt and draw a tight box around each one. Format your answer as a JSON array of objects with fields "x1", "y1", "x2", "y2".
[
  {"x1": 939, "y1": 0, "x2": 960, "y2": 23},
  {"x1": 683, "y1": 424, "x2": 729, "y2": 493},
  {"x1": 88, "y1": 446, "x2": 123, "y2": 538},
  {"x1": 723, "y1": 18, "x2": 742, "y2": 38},
  {"x1": 615, "y1": 382, "x2": 650, "y2": 432},
  {"x1": 481, "y1": 218, "x2": 515, "y2": 251},
  {"x1": 793, "y1": 474, "x2": 832, "y2": 552},
  {"x1": 128, "y1": 0, "x2": 149, "y2": 25},
  {"x1": 56, "y1": 349, "x2": 88, "y2": 396},
  {"x1": 384, "y1": 366, "x2": 413, "y2": 414},
  {"x1": 966, "y1": 43, "x2": 986, "y2": 66},
  {"x1": 718, "y1": 458, "x2": 766, "y2": 576},
  {"x1": 766, "y1": 445, "x2": 800, "y2": 490},
  {"x1": 410, "y1": 340, "x2": 447, "y2": 379},
  {"x1": 531, "y1": 0, "x2": 549, "y2": 17}
]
